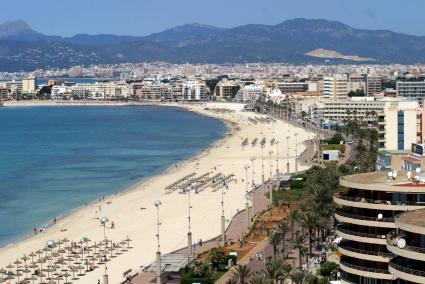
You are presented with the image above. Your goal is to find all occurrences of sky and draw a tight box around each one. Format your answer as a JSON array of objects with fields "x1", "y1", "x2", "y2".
[{"x1": 0, "y1": 0, "x2": 424, "y2": 37}]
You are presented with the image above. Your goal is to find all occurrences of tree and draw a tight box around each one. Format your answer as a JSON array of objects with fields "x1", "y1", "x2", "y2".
[
  {"x1": 192, "y1": 261, "x2": 213, "y2": 279},
  {"x1": 293, "y1": 231, "x2": 307, "y2": 269},
  {"x1": 208, "y1": 247, "x2": 227, "y2": 270},
  {"x1": 264, "y1": 258, "x2": 286, "y2": 284},
  {"x1": 230, "y1": 264, "x2": 253, "y2": 284},
  {"x1": 291, "y1": 270, "x2": 306, "y2": 284},
  {"x1": 289, "y1": 209, "x2": 301, "y2": 242},
  {"x1": 277, "y1": 220, "x2": 290, "y2": 258},
  {"x1": 268, "y1": 230, "x2": 282, "y2": 258},
  {"x1": 249, "y1": 272, "x2": 271, "y2": 284},
  {"x1": 301, "y1": 212, "x2": 319, "y2": 254}
]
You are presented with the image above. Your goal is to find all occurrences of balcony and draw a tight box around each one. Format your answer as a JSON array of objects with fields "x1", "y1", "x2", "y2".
[
  {"x1": 386, "y1": 231, "x2": 425, "y2": 261},
  {"x1": 336, "y1": 226, "x2": 387, "y2": 244},
  {"x1": 338, "y1": 241, "x2": 392, "y2": 262},
  {"x1": 333, "y1": 193, "x2": 425, "y2": 211},
  {"x1": 339, "y1": 259, "x2": 395, "y2": 280},
  {"x1": 335, "y1": 209, "x2": 396, "y2": 228},
  {"x1": 389, "y1": 257, "x2": 425, "y2": 283}
]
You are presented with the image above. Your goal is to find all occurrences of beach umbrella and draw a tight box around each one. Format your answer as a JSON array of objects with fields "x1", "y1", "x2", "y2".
[
  {"x1": 22, "y1": 267, "x2": 31, "y2": 280},
  {"x1": 69, "y1": 266, "x2": 78, "y2": 280},
  {"x1": 62, "y1": 271, "x2": 71, "y2": 284},
  {"x1": 15, "y1": 272, "x2": 23, "y2": 283},
  {"x1": 76, "y1": 265, "x2": 85, "y2": 276},
  {"x1": 55, "y1": 274, "x2": 62, "y2": 284},
  {"x1": 38, "y1": 272, "x2": 46, "y2": 283},
  {"x1": 21, "y1": 255, "x2": 30, "y2": 266},
  {"x1": 28, "y1": 275, "x2": 38, "y2": 284},
  {"x1": 125, "y1": 236, "x2": 132, "y2": 249}
]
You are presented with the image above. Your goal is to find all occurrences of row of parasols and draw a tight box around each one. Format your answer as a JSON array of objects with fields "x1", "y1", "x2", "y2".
[{"x1": 1, "y1": 236, "x2": 132, "y2": 284}]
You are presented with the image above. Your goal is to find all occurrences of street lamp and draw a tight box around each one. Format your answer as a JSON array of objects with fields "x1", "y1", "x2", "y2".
[
  {"x1": 286, "y1": 136, "x2": 290, "y2": 173},
  {"x1": 187, "y1": 187, "x2": 192, "y2": 257},
  {"x1": 250, "y1": 157, "x2": 256, "y2": 188},
  {"x1": 154, "y1": 200, "x2": 162, "y2": 284},
  {"x1": 221, "y1": 178, "x2": 228, "y2": 246},
  {"x1": 261, "y1": 144, "x2": 265, "y2": 185},
  {"x1": 294, "y1": 133, "x2": 299, "y2": 172},
  {"x1": 244, "y1": 165, "x2": 250, "y2": 229},
  {"x1": 100, "y1": 217, "x2": 109, "y2": 241},
  {"x1": 46, "y1": 240, "x2": 55, "y2": 281},
  {"x1": 268, "y1": 150, "x2": 273, "y2": 179},
  {"x1": 275, "y1": 140, "x2": 280, "y2": 175}
]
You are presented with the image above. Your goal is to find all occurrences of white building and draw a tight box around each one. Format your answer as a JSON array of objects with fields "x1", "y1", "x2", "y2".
[
  {"x1": 323, "y1": 74, "x2": 348, "y2": 100},
  {"x1": 182, "y1": 81, "x2": 207, "y2": 101}
]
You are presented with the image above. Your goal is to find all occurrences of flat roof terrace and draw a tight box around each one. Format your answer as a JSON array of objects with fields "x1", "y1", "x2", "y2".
[
  {"x1": 340, "y1": 171, "x2": 425, "y2": 193},
  {"x1": 396, "y1": 209, "x2": 425, "y2": 235}
]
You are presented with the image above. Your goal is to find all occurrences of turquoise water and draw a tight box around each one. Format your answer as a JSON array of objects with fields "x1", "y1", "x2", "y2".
[{"x1": 0, "y1": 106, "x2": 227, "y2": 246}]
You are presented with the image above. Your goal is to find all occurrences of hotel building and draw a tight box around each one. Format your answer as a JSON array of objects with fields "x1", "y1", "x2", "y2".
[
  {"x1": 397, "y1": 81, "x2": 425, "y2": 100},
  {"x1": 335, "y1": 172, "x2": 425, "y2": 284},
  {"x1": 324, "y1": 74, "x2": 348, "y2": 100},
  {"x1": 387, "y1": 209, "x2": 425, "y2": 283},
  {"x1": 378, "y1": 100, "x2": 425, "y2": 150}
]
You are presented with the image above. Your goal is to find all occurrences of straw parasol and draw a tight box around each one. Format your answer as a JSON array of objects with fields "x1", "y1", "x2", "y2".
[
  {"x1": 62, "y1": 271, "x2": 71, "y2": 284},
  {"x1": 125, "y1": 236, "x2": 132, "y2": 248},
  {"x1": 21, "y1": 267, "x2": 31, "y2": 280},
  {"x1": 76, "y1": 265, "x2": 85, "y2": 276},
  {"x1": 69, "y1": 266, "x2": 78, "y2": 280},
  {"x1": 28, "y1": 275, "x2": 38, "y2": 284}
]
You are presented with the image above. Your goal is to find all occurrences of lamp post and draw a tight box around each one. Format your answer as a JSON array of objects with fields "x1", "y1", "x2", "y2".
[
  {"x1": 187, "y1": 187, "x2": 192, "y2": 258},
  {"x1": 275, "y1": 140, "x2": 280, "y2": 175},
  {"x1": 154, "y1": 200, "x2": 162, "y2": 284},
  {"x1": 268, "y1": 150, "x2": 273, "y2": 179},
  {"x1": 250, "y1": 157, "x2": 256, "y2": 187},
  {"x1": 286, "y1": 136, "x2": 290, "y2": 173},
  {"x1": 221, "y1": 178, "x2": 227, "y2": 246},
  {"x1": 294, "y1": 133, "x2": 299, "y2": 172},
  {"x1": 261, "y1": 144, "x2": 265, "y2": 185},
  {"x1": 244, "y1": 165, "x2": 250, "y2": 229},
  {"x1": 100, "y1": 217, "x2": 109, "y2": 242},
  {"x1": 46, "y1": 240, "x2": 55, "y2": 281}
]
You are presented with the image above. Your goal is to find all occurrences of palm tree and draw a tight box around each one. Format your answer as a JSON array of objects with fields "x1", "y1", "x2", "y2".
[
  {"x1": 301, "y1": 212, "x2": 319, "y2": 254},
  {"x1": 268, "y1": 230, "x2": 282, "y2": 258},
  {"x1": 249, "y1": 272, "x2": 271, "y2": 284},
  {"x1": 289, "y1": 209, "x2": 300, "y2": 242},
  {"x1": 264, "y1": 258, "x2": 285, "y2": 284},
  {"x1": 291, "y1": 270, "x2": 305, "y2": 284},
  {"x1": 293, "y1": 231, "x2": 306, "y2": 269},
  {"x1": 230, "y1": 264, "x2": 253, "y2": 284},
  {"x1": 277, "y1": 220, "x2": 290, "y2": 258}
]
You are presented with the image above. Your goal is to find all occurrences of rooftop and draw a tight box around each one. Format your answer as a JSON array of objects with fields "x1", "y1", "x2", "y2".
[{"x1": 397, "y1": 209, "x2": 425, "y2": 229}]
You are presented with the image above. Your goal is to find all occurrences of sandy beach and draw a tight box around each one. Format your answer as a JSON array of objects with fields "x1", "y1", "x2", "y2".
[{"x1": 0, "y1": 102, "x2": 314, "y2": 283}]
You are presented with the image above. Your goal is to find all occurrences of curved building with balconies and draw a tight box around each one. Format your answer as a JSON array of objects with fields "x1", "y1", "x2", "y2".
[
  {"x1": 335, "y1": 171, "x2": 425, "y2": 284},
  {"x1": 387, "y1": 209, "x2": 425, "y2": 284}
]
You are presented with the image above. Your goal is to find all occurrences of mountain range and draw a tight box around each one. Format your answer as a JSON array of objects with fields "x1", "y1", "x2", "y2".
[{"x1": 1, "y1": 19, "x2": 425, "y2": 71}]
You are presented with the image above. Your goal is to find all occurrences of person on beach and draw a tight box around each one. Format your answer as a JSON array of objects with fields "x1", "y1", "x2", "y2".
[{"x1": 53, "y1": 217, "x2": 57, "y2": 224}]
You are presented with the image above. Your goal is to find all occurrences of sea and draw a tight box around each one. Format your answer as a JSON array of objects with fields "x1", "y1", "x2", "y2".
[{"x1": 0, "y1": 106, "x2": 227, "y2": 247}]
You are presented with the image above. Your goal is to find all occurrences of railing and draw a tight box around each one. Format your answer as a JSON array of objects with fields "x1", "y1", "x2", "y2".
[
  {"x1": 340, "y1": 259, "x2": 390, "y2": 274},
  {"x1": 336, "y1": 209, "x2": 394, "y2": 222},
  {"x1": 387, "y1": 231, "x2": 425, "y2": 254},
  {"x1": 390, "y1": 258, "x2": 425, "y2": 277},
  {"x1": 337, "y1": 227, "x2": 387, "y2": 240},
  {"x1": 334, "y1": 193, "x2": 425, "y2": 207},
  {"x1": 339, "y1": 242, "x2": 393, "y2": 258}
]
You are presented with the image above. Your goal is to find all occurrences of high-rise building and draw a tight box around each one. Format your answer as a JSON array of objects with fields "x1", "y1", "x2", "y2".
[
  {"x1": 378, "y1": 101, "x2": 425, "y2": 150},
  {"x1": 22, "y1": 76, "x2": 37, "y2": 93},
  {"x1": 335, "y1": 172, "x2": 425, "y2": 284},
  {"x1": 397, "y1": 81, "x2": 425, "y2": 100},
  {"x1": 323, "y1": 74, "x2": 348, "y2": 100},
  {"x1": 387, "y1": 209, "x2": 425, "y2": 283},
  {"x1": 366, "y1": 75, "x2": 382, "y2": 96}
]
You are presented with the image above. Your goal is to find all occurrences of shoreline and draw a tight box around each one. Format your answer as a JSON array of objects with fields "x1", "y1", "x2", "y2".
[
  {"x1": 0, "y1": 103, "x2": 233, "y2": 249},
  {"x1": 0, "y1": 102, "x2": 313, "y2": 284}
]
